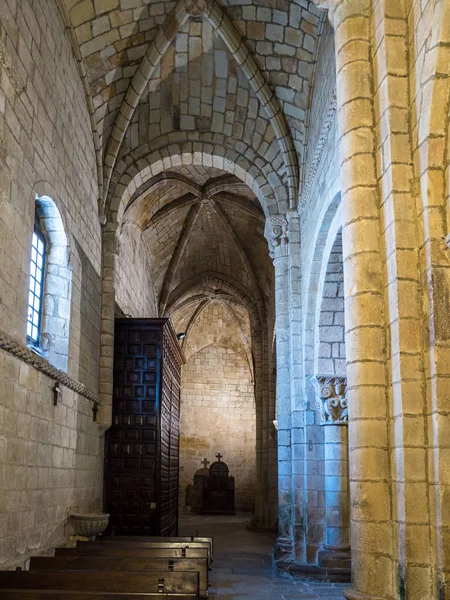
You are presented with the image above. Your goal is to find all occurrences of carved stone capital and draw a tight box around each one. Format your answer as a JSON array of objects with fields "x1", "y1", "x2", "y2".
[
  {"x1": 311, "y1": 374, "x2": 348, "y2": 425},
  {"x1": 102, "y1": 230, "x2": 120, "y2": 256},
  {"x1": 265, "y1": 215, "x2": 289, "y2": 260}
]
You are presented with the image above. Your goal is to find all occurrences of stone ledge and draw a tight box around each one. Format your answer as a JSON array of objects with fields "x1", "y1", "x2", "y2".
[
  {"x1": 344, "y1": 590, "x2": 385, "y2": 600},
  {"x1": 0, "y1": 329, "x2": 99, "y2": 404},
  {"x1": 275, "y1": 559, "x2": 351, "y2": 583}
]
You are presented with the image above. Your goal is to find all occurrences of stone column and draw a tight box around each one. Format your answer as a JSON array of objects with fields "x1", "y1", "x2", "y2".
[
  {"x1": 313, "y1": 1, "x2": 394, "y2": 598},
  {"x1": 311, "y1": 375, "x2": 350, "y2": 569},
  {"x1": 287, "y1": 210, "x2": 306, "y2": 563},
  {"x1": 267, "y1": 212, "x2": 305, "y2": 564},
  {"x1": 266, "y1": 214, "x2": 293, "y2": 559},
  {"x1": 97, "y1": 224, "x2": 120, "y2": 433}
]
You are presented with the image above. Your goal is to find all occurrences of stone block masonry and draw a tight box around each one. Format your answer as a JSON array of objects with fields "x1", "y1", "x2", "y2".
[
  {"x1": 0, "y1": 0, "x2": 103, "y2": 567},
  {"x1": 179, "y1": 345, "x2": 256, "y2": 513}
]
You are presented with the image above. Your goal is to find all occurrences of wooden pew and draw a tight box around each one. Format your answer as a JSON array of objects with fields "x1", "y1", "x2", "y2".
[
  {"x1": 29, "y1": 556, "x2": 209, "y2": 598},
  {"x1": 55, "y1": 546, "x2": 209, "y2": 564},
  {"x1": 1, "y1": 593, "x2": 196, "y2": 599},
  {"x1": 102, "y1": 537, "x2": 213, "y2": 559},
  {"x1": 77, "y1": 541, "x2": 212, "y2": 569},
  {"x1": 0, "y1": 571, "x2": 200, "y2": 597}
]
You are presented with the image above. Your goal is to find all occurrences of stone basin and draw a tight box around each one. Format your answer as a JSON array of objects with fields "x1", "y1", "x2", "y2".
[{"x1": 70, "y1": 513, "x2": 109, "y2": 538}]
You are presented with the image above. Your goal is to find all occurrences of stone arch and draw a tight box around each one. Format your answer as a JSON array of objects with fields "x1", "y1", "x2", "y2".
[
  {"x1": 101, "y1": 0, "x2": 297, "y2": 208},
  {"x1": 315, "y1": 228, "x2": 345, "y2": 376},
  {"x1": 176, "y1": 297, "x2": 254, "y2": 380},
  {"x1": 165, "y1": 272, "x2": 262, "y2": 328},
  {"x1": 125, "y1": 172, "x2": 202, "y2": 216},
  {"x1": 106, "y1": 137, "x2": 284, "y2": 222},
  {"x1": 303, "y1": 192, "x2": 342, "y2": 401},
  {"x1": 33, "y1": 192, "x2": 73, "y2": 372}
]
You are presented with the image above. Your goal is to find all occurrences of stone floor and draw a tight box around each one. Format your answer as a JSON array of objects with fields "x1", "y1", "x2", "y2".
[{"x1": 179, "y1": 514, "x2": 347, "y2": 599}]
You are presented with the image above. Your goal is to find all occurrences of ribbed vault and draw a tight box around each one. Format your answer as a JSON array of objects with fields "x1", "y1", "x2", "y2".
[
  {"x1": 118, "y1": 164, "x2": 273, "y2": 399},
  {"x1": 62, "y1": 0, "x2": 323, "y2": 214}
]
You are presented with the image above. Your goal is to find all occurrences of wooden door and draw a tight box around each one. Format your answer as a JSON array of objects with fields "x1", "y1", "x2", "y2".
[
  {"x1": 104, "y1": 321, "x2": 161, "y2": 535},
  {"x1": 161, "y1": 334, "x2": 181, "y2": 535}
]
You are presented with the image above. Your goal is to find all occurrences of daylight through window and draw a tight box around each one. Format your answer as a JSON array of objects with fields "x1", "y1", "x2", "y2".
[{"x1": 27, "y1": 225, "x2": 46, "y2": 344}]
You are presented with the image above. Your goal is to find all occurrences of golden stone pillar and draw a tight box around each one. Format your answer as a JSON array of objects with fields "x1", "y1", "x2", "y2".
[{"x1": 313, "y1": 1, "x2": 394, "y2": 598}]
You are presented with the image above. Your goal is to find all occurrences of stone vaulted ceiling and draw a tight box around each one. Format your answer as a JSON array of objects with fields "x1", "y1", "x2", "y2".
[
  {"x1": 60, "y1": 0, "x2": 322, "y2": 216},
  {"x1": 60, "y1": 0, "x2": 321, "y2": 359},
  {"x1": 121, "y1": 168, "x2": 273, "y2": 363}
]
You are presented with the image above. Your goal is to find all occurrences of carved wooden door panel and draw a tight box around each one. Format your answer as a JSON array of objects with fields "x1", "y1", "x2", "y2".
[
  {"x1": 104, "y1": 319, "x2": 184, "y2": 536},
  {"x1": 104, "y1": 321, "x2": 161, "y2": 535}
]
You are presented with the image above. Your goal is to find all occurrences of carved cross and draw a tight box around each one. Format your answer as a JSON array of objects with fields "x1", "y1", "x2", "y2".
[
  {"x1": 201, "y1": 458, "x2": 210, "y2": 469},
  {"x1": 216, "y1": 453, "x2": 223, "y2": 462}
]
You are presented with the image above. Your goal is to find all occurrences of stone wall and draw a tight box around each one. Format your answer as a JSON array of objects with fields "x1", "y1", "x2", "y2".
[
  {"x1": 179, "y1": 344, "x2": 256, "y2": 513},
  {"x1": 0, "y1": 0, "x2": 103, "y2": 567},
  {"x1": 317, "y1": 230, "x2": 345, "y2": 375},
  {"x1": 115, "y1": 221, "x2": 157, "y2": 318},
  {"x1": 0, "y1": 350, "x2": 102, "y2": 568}
]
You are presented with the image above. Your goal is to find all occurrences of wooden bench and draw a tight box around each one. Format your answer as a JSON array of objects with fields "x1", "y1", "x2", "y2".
[
  {"x1": 0, "y1": 571, "x2": 200, "y2": 597},
  {"x1": 29, "y1": 556, "x2": 209, "y2": 598},
  {"x1": 55, "y1": 546, "x2": 209, "y2": 564},
  {"x1": 77, "y1": 541, "x2": 212, "y2": 569},
  {"x1": 102, "y1": 537, "x2": 213, "y2": 559},
  {"x1": 1, "y1": 593, "x2": 197, "y2": 599}
]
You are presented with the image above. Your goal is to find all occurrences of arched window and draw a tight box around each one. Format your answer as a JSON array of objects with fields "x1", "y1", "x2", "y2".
[
  {"x1": 27, "y1": 194, "x2": 72, "y2": 371},
  {"x1": 27, "y1": 221, "x2": 46, "y2": 345}
]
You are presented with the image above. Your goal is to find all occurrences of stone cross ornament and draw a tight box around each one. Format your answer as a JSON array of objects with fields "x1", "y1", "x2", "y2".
[
  {"x1": 201, "y1": 458, "x2": 210, "y2": 469},
  {"x1": 311, "y1": 374, "x2": 348, "y2": 425}
]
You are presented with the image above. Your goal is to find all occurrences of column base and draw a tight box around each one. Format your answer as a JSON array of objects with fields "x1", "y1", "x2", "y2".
[
  {"x1": 318, "y1": 545, "x2": 351, "y2": 571},
  {"x1": 272, "y1": 537, "x2": 294, "y2": 563},
  {"x1": 344, "y1": 590, "x2": 385, "y2": 600},
  {"x1": 274, "y1": 559, "x2": 351, "y2": 583}
]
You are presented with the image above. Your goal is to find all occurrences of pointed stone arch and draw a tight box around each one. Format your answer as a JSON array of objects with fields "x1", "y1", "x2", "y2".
[
  {"x1": 303, "y1": 191, "x2": 342, "y2": 403},
  {"x1": 125, "y1": 172, "x2": 202, "y2": 217},
  {"x1": 204, "y1": 175, "x2": 248, "y2": 198},
  {"x1": 101, "y1": 0, "x2": 298, "y2": 209},
  {"x1": 166, "y1": 272, "x2": 262, "y2": 327},
  {"x1": 108, "y1": 138, "x2": 283, "y2": 222}
]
